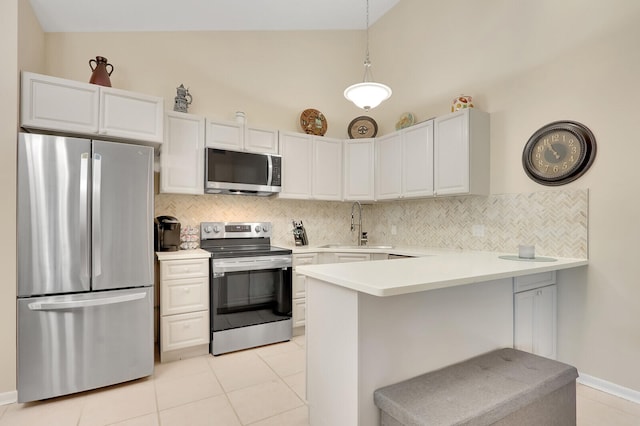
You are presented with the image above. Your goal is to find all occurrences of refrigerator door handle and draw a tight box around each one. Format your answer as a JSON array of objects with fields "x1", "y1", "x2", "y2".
[
  {"x1": 80, "y1": 152, "x2": 90, "y2": 280},
  {"x1": 92, "y1": 153, "x2": 102, "y2": 278},
  {"x1": 27, "y1": 292, "x2": 146, "y2": 311}
]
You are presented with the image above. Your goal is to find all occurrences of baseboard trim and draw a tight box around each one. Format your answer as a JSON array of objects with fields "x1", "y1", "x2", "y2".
[
  {"x1": 0, "y1": 390, "x2": 17, "y2": 406},
  {"x1": 578, "y1": 372, "x2": 640, "y2": 404}
]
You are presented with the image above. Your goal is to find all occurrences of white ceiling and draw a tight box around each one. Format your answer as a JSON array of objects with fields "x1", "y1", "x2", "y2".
[{"x1": 29, "y1": 0, "x2": 401, "y2": 32}]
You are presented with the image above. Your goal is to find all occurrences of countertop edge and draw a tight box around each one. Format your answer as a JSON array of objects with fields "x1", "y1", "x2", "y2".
[{"x1": 297, "y1": 252, "x2": 588, "y2": 297}]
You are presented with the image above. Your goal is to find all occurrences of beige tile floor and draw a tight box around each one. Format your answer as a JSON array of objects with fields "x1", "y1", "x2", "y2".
[{"x1": 0, "y1": 335, "x2": 638, "y2": 425}]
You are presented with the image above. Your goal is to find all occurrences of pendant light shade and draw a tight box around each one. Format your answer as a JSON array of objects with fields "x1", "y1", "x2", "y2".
[
  {"x1": 344, "y1": 0, "x2": 392, "y2": 111},
  {"x1": 344, "y1": 81, "x2": 392, "y2": 111}
]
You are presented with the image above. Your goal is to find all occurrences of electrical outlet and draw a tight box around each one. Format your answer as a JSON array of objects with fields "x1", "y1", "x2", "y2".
[
  {"x1": 391, "y1": 225, "x2": 397, "y2": 235},
  {"x1": 472, "y1": 224, "x2": 485, "y2": 237}
]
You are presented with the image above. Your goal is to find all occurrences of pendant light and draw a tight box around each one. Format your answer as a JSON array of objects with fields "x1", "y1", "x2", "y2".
[{"x1": 344, "y1": 0, "x2": 392, "y2": 111}]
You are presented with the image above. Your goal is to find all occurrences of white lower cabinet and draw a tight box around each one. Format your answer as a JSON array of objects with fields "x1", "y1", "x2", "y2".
[
  {"x1": 513, "y1": 272, "x2": 557, "y2": 359},
  {"x1": 292, "y1": 253, "x2": 318, "y2": 328},
  {"x1": 159, "y1": 257, "x2": 209, "y2": 362},
  {"x1": 327, "y1": 252, "x2": 371, "y2": 263}
]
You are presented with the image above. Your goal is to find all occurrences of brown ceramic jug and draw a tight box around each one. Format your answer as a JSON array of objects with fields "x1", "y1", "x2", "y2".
[{"x1": 89, "y1": 56, "x2": 114, "y2": 87}]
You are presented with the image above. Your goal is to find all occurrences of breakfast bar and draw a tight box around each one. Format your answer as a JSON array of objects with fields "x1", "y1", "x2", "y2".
[{"x1": 296, "y1": 250, "x2": 588, "y2": 426}]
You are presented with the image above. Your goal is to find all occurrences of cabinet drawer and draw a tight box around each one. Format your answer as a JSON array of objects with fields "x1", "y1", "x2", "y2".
[
  {"x1": 161, "y1": 311, "x2": 209, "y2": 352},
  {"x1": 513, "y1": 271, "x2": 557, "y2": 293},
  {"x1": 293, "y1": 253, "x2": 318, "y2": 267},
  {"x1": 161, "y1": 276, "x2": 209, "y2": 315},
  {"x1": 293, "y1": 272, "x2": 306, "y2": 299},
  {"x1": 161, "y1": 259, "x2": 208, "y2": 279},
  {"x1": 332, "y1": 253, "x2": 371, "y2": 263}
]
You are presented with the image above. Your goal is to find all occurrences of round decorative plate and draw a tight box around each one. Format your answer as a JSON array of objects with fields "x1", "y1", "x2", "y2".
[
  {"x1": 300, "y1": 109, "x2": 327, "y2": 136},
  {"x1": 395, "y1": 112, "x2": 415, "y2": 130},
  {"x1": 522, "y1": 120, "x2": 597, "y2": 186},
  {"x1": 348, "y1": 116, "x2": 378, "y2": 139}
]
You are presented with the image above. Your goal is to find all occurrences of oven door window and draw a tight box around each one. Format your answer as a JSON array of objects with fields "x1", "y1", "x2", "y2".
[{"x1": 212, "y1": 267, "x2": 292, "y2": 332}]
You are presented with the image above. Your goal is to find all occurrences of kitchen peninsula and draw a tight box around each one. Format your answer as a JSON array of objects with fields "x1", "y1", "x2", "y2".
[{"x1": 296, "y1": 249, "x2": 588, "y2": 426}]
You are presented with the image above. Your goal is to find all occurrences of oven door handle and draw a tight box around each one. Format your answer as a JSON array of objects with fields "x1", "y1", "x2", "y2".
[{"x1": 212, "y1": 257, "x2": 292, "y2": 274}]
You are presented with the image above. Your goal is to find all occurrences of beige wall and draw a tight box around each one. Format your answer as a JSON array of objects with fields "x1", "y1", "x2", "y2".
[
  {"x1": 8, "y1": 0, "x2": 640, "y2": 397},
  {"x1": 0, "y1": 0, "x2": 18, "y2": 398}
]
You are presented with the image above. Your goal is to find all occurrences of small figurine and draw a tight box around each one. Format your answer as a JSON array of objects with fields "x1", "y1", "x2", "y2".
[{"x1": 174, "y1": 84, "x2": 192, "y2": 112}]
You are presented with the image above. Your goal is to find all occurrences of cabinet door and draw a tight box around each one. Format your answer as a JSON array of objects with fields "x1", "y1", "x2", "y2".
[
  {"x1": 278, "y1": 132, "x2": 313, "y2": 199},
  {"x1": 403, "y1": 120, "x2": 434, "y2": 198},
  {"x1": 293, "y1": 298, "x2": 306, "y2": 328},
  {"x1": 99, "y1": 87, "x2": 164, "y2": 143},
  {"x1": 205, "y1": 119, "x2": 243, "y2": 150},
  {"x1": 313, "y1": 137, "x2": 343, "y2": 200},
  {"x1": 434, "y1": 110, "x2": 469, "y2": 195},
  {"x1": 245, "y1": 126, "x2": 279, "y2": 154},
  {"x1": 21, "y1": 72, "x2": 99, "y2": 134},
  {"x1": 514, "y1": 285, "x2": 557, "y2": 359},
  {"x1": 161, "y1": 112, "x2": 205, "y2": 194},
  {"x1": 344, "y1": 139, "x2": 375, "y2": 201},
  {"x1": 375, "y1": 133, "x2": 402, "y2": 200}
]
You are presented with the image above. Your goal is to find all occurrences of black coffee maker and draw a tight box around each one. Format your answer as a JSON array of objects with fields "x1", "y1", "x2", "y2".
[{"x1": 154, "y1": 216, "x2": 181, "y2": 251}]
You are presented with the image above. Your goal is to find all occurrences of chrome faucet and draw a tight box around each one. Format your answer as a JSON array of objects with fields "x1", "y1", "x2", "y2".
[{"x1": 350, "y1": 201, "x2": 368, "y2": 246}]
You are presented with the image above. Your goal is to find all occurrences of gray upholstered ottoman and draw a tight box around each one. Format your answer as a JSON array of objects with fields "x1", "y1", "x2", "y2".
[{"x1": 373, "y1": 348, "x2": 578, "y2": 426}]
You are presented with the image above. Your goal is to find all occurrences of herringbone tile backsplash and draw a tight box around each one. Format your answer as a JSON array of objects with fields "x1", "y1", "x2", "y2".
[{"x1": 155, "y1": 189, "x2": 588, "y2": 258}]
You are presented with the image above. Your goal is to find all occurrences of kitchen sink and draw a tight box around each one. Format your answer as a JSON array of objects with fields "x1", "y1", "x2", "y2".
[{"x1": 317, "y1": 244, "x2": 394, "y2": 249}]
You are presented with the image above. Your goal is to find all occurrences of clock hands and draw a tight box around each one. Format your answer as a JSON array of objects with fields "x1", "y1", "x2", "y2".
[{"x1": 544, "y1": 140, "x2": 561, "y2": 160}]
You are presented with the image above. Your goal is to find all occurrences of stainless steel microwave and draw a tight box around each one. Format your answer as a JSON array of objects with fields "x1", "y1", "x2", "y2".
[{"x1": 205, "y1": 148, "x2": 282, "y2": 196}]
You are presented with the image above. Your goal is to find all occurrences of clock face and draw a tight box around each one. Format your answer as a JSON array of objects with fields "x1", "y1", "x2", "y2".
[{"x1": 522, "y1": 121, "x2": 596, "y2": 186}]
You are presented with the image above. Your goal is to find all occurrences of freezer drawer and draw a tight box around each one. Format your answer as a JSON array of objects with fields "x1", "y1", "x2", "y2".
[{"x1": 17, "y1": 287, "x2": 154, "y2": 403}]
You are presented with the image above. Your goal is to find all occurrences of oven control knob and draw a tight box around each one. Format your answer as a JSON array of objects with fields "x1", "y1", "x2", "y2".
[
  {"x1": 254, "y1": 225, "x2": 262, "y2": 233},
  {"x1": 204, "y1": 225, "x2": 213, "y2": 233},
  {"x1": 212, "y1": 225, "x2": 221, "y2": 233},
  {"x1": 262, "y1": 225, "x2": 269, "y2": 232}
]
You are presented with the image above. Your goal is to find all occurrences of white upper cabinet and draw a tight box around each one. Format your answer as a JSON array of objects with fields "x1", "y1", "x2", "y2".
[
  {"x1": 21, "y1": 72, "x2": 163, "y2": 145},
  {"x1": 312, "y1": 137, "x2": 343, "y2": 201},
  {"x1": 245, "y1": 126, "x2": 279, "y2": 154},
  {"x1": 279, "y1": 131, "x2": 313, "y2": 199},
  {"x1": 205, "y1": 119, "x2": 278, "y2": 154},
  {"x1": 376, "y1": 120, "x2": 434, "y2": 200},
  {"x1": 205, "y1": 119, "x2": 243, "y2": 150},
  {"x1": 344, "y1": 138, "x2": 375, "y2": 201},
  {"x1": 99, "y1": 86, "x2": 164, "y2": 143},
  {"x1": 375, "y1": 132, "x2": 402, "y2": 200},
  {"x1": 160, "y1": 111, "x2": 205, "y2": 195},
  {"x1": 434, "y1": 109, "x2": 489, "y2": 196},
  {"x1": 279, "y1": 132, "x2": 342, "y2": 200},
  {"x1": 403, "y1": 120, "x2": 434, "y2": 198},
  {"x1": 21, "y1": 72, "x2": 99, "y2": 134}
]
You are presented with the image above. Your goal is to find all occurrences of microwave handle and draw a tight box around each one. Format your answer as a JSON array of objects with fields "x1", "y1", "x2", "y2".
[{"x1": 267, "y1": 155, "x2": 273, "y2": 186}]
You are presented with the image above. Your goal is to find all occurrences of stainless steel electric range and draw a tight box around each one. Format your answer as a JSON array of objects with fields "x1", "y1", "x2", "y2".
[{"x1": 200, "y1": 222, "x2": 293, "y2": 355}]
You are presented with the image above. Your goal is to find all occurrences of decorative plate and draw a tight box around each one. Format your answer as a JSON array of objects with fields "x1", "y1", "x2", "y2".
[
  {"x1": 300, "y1": 109, "x2": 327, "y2": 136},
  {"x1": 348, "y1": 116, "x2": 378, "y2": 139},
  {"x1": 395, "y1": 112, "x2": 415, "y2": 130}
]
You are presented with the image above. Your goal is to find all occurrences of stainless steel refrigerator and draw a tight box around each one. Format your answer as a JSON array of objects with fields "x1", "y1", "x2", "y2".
[{"x1": 17, "y1": 133, "x2": 155, "y2": 403}]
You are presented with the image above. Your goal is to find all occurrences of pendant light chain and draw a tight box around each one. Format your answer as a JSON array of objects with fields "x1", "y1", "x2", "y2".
[
  {"x1": 344, "y1": 0, "x2": 392, "y2": 110},
  {"x1": 363, "y1": 0, "x2": 372, "y2": 82}
]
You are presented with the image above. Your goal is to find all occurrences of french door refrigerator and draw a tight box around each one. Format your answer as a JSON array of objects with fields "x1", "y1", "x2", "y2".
[{"x1": 17, "y1": 133, "x2": 155, "y2": 403}]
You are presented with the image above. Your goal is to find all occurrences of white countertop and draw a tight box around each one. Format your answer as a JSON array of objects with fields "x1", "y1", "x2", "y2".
[
  {"x1": 296, "y1": 248, "x2": 588, "y2": 297},
  {"x1": 155, "y1": 248, "x2": 211, "y2": 261}
]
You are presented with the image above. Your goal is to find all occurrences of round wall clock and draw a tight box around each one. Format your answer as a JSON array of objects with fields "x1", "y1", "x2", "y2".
[
  {"x1": 300, "y1": 109, "x2": 327, "y2": 136},
  {"x1": 522, "y1": 120, "x2": 596, "y2": 186},
  {"x1": 348, "y1": 116, "x2": 378, "y2": 139}
]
